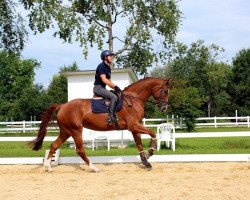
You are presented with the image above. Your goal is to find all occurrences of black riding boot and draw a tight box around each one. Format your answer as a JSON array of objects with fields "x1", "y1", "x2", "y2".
[{"x1": 107, "y1": 99, "x2": 118, "y2": 125}]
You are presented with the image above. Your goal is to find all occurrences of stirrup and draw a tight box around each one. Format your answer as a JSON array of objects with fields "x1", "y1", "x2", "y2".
[{"x1": 107, "y1": 115, "x2": 118, "y2": 125}]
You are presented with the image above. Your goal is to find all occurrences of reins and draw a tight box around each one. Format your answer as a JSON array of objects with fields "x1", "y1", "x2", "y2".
[
  {"x1": 121, "y1": 92, "x2": 154, "y2": 107},
  {"x1": 120, "y1": 81, "x2": 168, "y2": 107}
]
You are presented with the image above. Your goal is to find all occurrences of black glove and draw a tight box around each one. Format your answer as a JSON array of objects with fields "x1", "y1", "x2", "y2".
[{"x1": 114, "y1": 86, "x2": 122, "y2": 93}]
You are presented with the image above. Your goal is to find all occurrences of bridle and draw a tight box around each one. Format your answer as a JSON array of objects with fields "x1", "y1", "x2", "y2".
[
  {"x1": 121, "y1": 80, "x2": 169, "y2": 108},
  {"x1": 152, "y1": 80, "x2": 169, "y2": 109}
]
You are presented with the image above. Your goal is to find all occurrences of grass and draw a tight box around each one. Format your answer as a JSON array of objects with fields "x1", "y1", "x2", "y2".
[
  {"x1": 0, "y1": 127, "x2": 249, "y2": 157},
  {"x1": 0, "y1": 137, "x2": 249, "y2": 157},
  {"x1": 0, "y1": 126, "x2": 249, "y2": 137},
  {"x1": 182, "y1": 126, "x2": 250, "y2": 132}
]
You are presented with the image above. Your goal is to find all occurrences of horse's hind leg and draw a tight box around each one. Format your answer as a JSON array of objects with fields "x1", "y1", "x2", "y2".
[
  {"x1": 72, "y1": 133, "x2": 100, "y2": 173},
  {"x1": 45, "y1": 132, "x2": 70, "y2": 172},
  {"x1": 132, "y1": 132, "x2": 152, "y2": 170}
]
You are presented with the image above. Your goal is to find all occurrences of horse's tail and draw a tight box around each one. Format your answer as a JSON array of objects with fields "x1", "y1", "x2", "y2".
[{"x1": 28, "y1": 104, "x2": 61, "y2": 151}]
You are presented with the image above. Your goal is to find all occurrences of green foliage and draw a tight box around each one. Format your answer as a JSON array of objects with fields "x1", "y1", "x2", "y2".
[
  {"x1": 0, "y1": 0, "x2": 28, "y2": 52},
  {"x1": 230, "y1": 48, "x2": 250, "y2": 115},
  {"x1": 16, "y1": 84, "x2": 51, "y2": 120},
  {"x1": 149, "y1": 44, "x2": 250, "y2": 132},
  {"x1": 47, "y1": 62, "x2": 79, "y2": 104},
  {"x1": 148, "y1": 64, "x2": 173, "y2": 79},
  {"x1": 0, "y1": 50, "x2": 81, "y2": 120},
  {"x1": 151, "y1": 40, "x2": 233, "y2": 118},
  {"x1": 0, "y1": 51, "x2": 40, "y2": 120},
  {"x1": 21, "y1": 0, "x2": 182, "y2": 75},
  {"x1": 171, "y1": 40, "x2": 226, "y2": 93},
  {"x1": 168, "y1": 79, "x2": 203, "y2": 131},
  {"x1": 116, "y1": 44, "x2": 155, "y2": 75}
]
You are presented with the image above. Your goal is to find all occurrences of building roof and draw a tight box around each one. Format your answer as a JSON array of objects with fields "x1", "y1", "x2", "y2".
[{"x1": 62, "y1": 68, "x2": 138, "y2": 82}]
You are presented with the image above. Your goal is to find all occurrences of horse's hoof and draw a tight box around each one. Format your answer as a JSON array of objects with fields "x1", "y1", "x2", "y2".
[
  {"x1": 91, "y1": 167, "x2": 101, "y2": 173},
  {"x1": 45, "y1": 167, "x2": 54, "y2": 173},
  {"x1": 89, "y1": 162, "x2": 101, "y2": 173},
  {"x1": 93, "y1": 168, "x2": 101, "y2": 173},
  {"x1": 145, "y1": 163, "x2": 152, "y2": 171}
]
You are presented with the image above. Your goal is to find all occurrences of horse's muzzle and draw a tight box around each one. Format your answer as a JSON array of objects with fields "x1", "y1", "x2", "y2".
[{"x1": 157, "y1": 101, "x2": 168, "y2": 112}]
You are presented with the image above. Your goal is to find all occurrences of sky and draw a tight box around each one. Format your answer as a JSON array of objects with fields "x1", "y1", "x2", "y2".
[{"x1": 21, "y1": 0, "x2": 250, "y2": 88}]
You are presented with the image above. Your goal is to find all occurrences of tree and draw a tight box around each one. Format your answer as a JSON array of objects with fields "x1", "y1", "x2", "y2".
[
  {"x1": 15, "y1": 84, "x2": 51, "y2": 120},
  {"x1": 169, "y1": 40, "x2": 232, "y2": 116},
  {"x1": 160, "y1": 78, "x2": 203, "y2": 131},
  {"x1": 147, "y1": 64, "x2": 204, "y2": 131},
  {"x1": 230, "y1": 48, "x2": 250, "y2": 115},
  {"x1": 0, "y1": 51, "x2": 39, "y2": 101},
  {"x1": 47, "y1": 62, "x2": 80, "y2": 104},
  {"x1": 21, "y1": 0, "x2": 181, "y2": 75},
  {"x1": 0, "y1": 0, "x2": 27, "y2": 52},
  {"x1": 149, "y1": 40, "x2": 234, "y2": 129},
  {"x1": 151, "y1": 40, "x2": 229, "y2": 115},
  {"x1": 0, "y1": 51, "x2": 40, "y2": 120},
  {"x1": 148, "y1": 63, "x2": 173, "y2": 79},
  {"x1": 205, "y1": 62, "x2": 232, "y2": 116}
]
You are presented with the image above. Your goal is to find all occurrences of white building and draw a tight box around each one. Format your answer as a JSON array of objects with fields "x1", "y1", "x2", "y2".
[{"x1": 62, "y1": 68, "x2": 138, "y2": 101}]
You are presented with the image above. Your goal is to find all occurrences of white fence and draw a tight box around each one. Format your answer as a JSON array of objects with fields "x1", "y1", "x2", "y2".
[
  {"x1": 143, "y1": 116, "x2": 250, "y2": 128},
  {"x1": 0, "y1": 121, "x2": 250, "y2": 164},
  {"x1": 195, "y1": 116, "x2": 250, "y2": 128},
  {"x1": 0, "y1": 116, "x2": 249, "y2": 133},
  {"x1": 0, "y1": 121, "x2": 58, "y2": 133}
]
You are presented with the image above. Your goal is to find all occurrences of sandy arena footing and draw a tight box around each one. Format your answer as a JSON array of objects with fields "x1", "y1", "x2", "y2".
[{"x1": 0, "y1": 162, "x2": 249, "y2": 200}]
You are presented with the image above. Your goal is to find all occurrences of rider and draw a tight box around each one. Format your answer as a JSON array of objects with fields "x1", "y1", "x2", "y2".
[{"x1": 93, "y1": 50, "x2": 122, "y2": 125}]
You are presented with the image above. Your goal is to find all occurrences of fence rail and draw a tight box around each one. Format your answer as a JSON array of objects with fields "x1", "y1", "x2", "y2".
[
  {"x1": 0, "y1": 116, "x2": 249, "y2": 133},
  {"x1": 1, "y1": 132, "x2": 250, "y2": 142},
  {"x1": 143, "y1": 116, "x2": 250, "y2": 128},
  {"x1": 0, "y1": 121, "x2": 58, "y2": 133}
]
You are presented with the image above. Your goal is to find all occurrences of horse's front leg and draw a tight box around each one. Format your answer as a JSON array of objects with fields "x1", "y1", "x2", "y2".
[
  {"x1": 147, "y1": 137, "x2": 157, "y2": 159},
  {"x1": 130, "y1": 122, "x2": 157, "y2": 159},
  {"x1": 132, "y1": 132, "x2": 152, "y2": 170}
]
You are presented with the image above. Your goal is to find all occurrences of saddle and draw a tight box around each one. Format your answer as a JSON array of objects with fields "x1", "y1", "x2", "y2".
[{"x1": 91, "y1": 93, "x2": 123, "y2": 114}]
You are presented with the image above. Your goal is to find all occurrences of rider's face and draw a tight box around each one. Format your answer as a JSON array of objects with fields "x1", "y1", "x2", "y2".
[{"x1": 106, "y1": 55, "x2": 113, "y2": 64}]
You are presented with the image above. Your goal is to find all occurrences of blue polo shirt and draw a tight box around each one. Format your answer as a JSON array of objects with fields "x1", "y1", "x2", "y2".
[{"x1": 94, "y1": 62, "x2": 111, "y2": 88}]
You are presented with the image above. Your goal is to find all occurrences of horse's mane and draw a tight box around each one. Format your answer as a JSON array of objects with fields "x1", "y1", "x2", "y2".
[{"x1": 123, "y1": 77, "x2": 161, "y2": 91}]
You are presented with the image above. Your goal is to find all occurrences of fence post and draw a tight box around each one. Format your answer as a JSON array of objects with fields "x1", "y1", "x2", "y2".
[
  {"x1": 11, "y1": 119, "x2": 14, "y2": 133},
  {"x1": 180, "y1": 117, "x2": 183, "y2": 129},
  {"x1": 235, "y1": 110, "x2": 238, "y2": 126},
  {"x1": 214, "y1": 116, "x2": 217, "y2": 128},
  {"x1": 142, "y1": 118, "x2": 145, "y2": 126},
  {"x1": 247, "y1": 116, "x2": 250, "y2": 128},
  {"x1": 23, "y1": 120, "x2": 26, "y2": 133}
]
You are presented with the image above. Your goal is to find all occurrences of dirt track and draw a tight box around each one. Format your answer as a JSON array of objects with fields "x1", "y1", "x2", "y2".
[{"x1": 0, "y1": 162, "x2": 249, "y2": 200}]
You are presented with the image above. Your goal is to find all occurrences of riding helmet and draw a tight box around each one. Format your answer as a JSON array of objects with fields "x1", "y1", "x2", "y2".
[{"x1": 101, "y1": 50, "x2": 114, "y2": 60}]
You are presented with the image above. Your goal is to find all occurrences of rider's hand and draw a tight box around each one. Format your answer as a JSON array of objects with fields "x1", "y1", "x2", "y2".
[{"x1": 114, "y1": 86, "x2": 122, "y2": 93}]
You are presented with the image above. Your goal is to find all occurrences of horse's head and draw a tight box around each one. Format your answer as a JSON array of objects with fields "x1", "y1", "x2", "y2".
[{"x1": 151, "y1": 79, "x2": 171, "y2": 112}]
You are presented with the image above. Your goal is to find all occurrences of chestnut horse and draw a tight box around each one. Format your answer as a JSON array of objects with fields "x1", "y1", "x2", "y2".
[{"x1": 29, "y1": 77, "x2": 170, "y2": 172}]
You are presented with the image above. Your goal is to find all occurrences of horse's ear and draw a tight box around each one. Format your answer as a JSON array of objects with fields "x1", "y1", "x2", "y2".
[{"x1": 165, "y1": 78, "x2": 172, "y2": 84}]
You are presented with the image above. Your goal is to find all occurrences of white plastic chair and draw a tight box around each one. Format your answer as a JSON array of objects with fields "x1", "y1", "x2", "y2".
[
  {"x1": 93, "y1": 131, "x2": 110, "y2": 151},
  {"x1": 157, "y1": 123, "x2": 175, "y2": 151}
]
